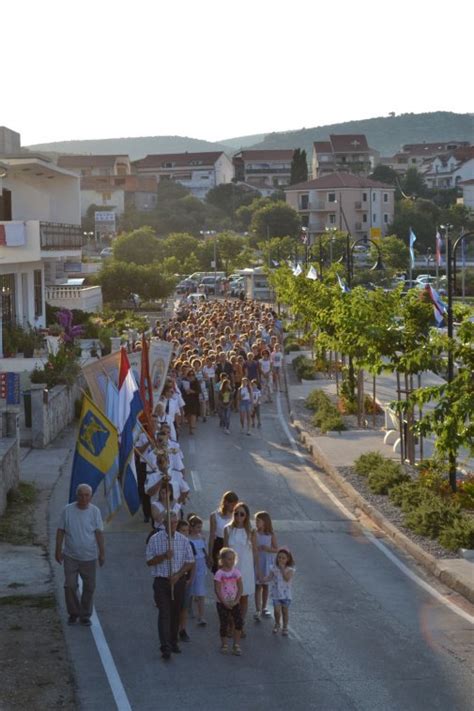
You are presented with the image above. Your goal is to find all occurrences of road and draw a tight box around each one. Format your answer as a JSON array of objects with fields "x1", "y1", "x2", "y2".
[{"x1": 51, "y1": 393, "x2": 474, "y2": 711}]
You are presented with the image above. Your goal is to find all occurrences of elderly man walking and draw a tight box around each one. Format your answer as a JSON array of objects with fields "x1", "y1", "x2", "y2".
[
  {"x1": 55, "y1": 483, "x2": 105, "y2": 626},
  {"x1": 146, "y1": 511, "x2": 194, "y2": 660}
]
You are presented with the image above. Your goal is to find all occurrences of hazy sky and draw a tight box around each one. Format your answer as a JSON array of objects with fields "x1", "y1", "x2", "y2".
[{"x1": 4, "y1": 0, "x2": 473, "y2": 145}]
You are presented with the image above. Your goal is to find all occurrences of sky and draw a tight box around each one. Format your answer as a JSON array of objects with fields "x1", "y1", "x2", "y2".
[{"x1": 3, "y1": 0, "x2": 473, "y2": 146}]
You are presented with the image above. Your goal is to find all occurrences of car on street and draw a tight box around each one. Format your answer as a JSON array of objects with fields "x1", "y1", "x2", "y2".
[
  {"x1": 229, "y1": 277, "x2": 245, "y2": 296},
  {"x1": 199, "y1": 276, "x2": 222, "y2": 294},
  {"x1": 176, "y1": 278, "x2": 198, "y2": 294},
  {"x1": 186, "y1": 293, "x2": 207, "y2": 304},
  {"x1": 100, "y1": 247, "x2": 113, "y2": 258}
]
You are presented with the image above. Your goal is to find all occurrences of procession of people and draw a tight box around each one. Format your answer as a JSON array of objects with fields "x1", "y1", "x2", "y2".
[{"x1": 56, "y1": 295, "x2": 295, "y2": 660}]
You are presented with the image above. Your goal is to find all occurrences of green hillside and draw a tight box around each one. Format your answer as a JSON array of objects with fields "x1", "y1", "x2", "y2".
[
  {"x1": 246, "y1": 112, "x2": 474, "y2": 156},
  {"x1": 26, "y1": 112, "x2": 473, "y2": 160},
  {"x1": 27, "y1": 135, "x2": 230, "y2": 160}
]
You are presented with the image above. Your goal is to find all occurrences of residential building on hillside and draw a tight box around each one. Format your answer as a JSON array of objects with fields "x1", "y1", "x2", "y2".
[
  {"x1": 285, "y1": 173, "x2": 395, "y2": 241},
  {"x1": 381, "y1": 141, "x2": 471, "y2": 173},
  {"x1": 133, "y1": 152, "x2": 233, "y2": 199},
  {"x1": 421, "y1": 147, "x2": 474, "y2": 189},
  {"x1": 312, "y1": 135, "x2": 378, "y2": 178},
  {"x1": 460, "y1": 179, "x2": 474, "y2": 210},
  {"x1": 79, "y1": 175, "x2": 158, "y2": 217},
  {"x1": 232, "y1": 149, "x2": 294, "y2": 195},
  {"x1": 57, "y1": 154, "x2": 132, "y2": 177}
]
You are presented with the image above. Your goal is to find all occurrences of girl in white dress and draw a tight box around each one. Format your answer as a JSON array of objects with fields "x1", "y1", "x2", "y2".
[
  {"x1": 208, "y1": 491, "x2": 239, "y2": 573},
  {"x1": 223, "y1": 502, "x2": 260, "y2": 628},
  {"x1": 254, "y1": 511, "x2": 278, "y2": 620}
]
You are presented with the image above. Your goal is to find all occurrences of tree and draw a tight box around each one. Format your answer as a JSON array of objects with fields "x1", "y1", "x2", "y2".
[
  {"x1": 205, "y1": 184, "x2": 259, "y2": 220},
  {"x1": 250, "y1": 201, "x2": 301, "y2": 242},
  {"x1": 162, "y1": 233, "x2": 200, "y2": 263},
  {"x1": 235, "y1": 197, "x2": 272, "y2": 230},
  {"x1": 216, "y1": 232, "x2": 247, "y2": 273},
  {"x1": 113, "y1": 227, "x2": 163, "y2": 264},
  {"x1": 401, "y1": 168, "x2": 428, "y2": 199},
  {"x1": 290, "y1": 149, "x2": 308, "y2": 185},
  {"x1": 369, "y1": 165, "x2": 400, "y2": 188},
  {"x1": 369, "y1": 235, "x2": 410, "y2": 272},
  {"x1": 389, "y1": 198, "x2": 440, "y2": 253},
  {"x1": 96, "y1": 260, "x2": 174, "y2": 302}
]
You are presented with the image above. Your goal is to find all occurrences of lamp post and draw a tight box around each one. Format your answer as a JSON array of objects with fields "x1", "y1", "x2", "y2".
[{"x1": 345, "y1": 237, "x2": 385, "y2": 288}]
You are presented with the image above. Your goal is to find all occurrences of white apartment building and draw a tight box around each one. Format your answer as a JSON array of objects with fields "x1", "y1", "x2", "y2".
[
  {"x1": 133, "y1": 152, "x2": 233, "y2": 200},
  {"x1": 232, "y1": 150, "x2": 294, "y2": 195},
  {"x1": 285, "y1": 173, "x2": 395, "y2": 241},
  {"x1": 312, "y1": 135, "x2": 377, "y2": 178}
]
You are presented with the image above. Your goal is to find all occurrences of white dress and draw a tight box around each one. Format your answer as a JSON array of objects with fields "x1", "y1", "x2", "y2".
[{"x1": 225, "y1": 525, "x2": 255, "y2": 596}]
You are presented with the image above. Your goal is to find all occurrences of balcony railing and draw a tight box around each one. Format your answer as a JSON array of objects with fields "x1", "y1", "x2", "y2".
[
  {"x1": 309, "y1": 200, "x2": 330, "y2": 210},
  {"x1": 245, "y1": 168, "x2": 291, "y2": 175},
  {"x1": 45, "y1": 285, "x2": 102, "y2": 313},
  {"x1": 40, "y1": 222, "x2": 83, "y2": 250}
]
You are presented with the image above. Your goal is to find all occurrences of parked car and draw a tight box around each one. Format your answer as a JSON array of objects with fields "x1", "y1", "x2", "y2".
[
  {"x1": 186, "y1": 293, "x2": 207, "y2": 304},
  {"x1": 100, "y1": 247, "x2": 113, "y2": 258},
  {"x1": 229, "y1": 277, "x2": 245, "y2": 296},
  {"x1": 199, "y1": 276, "x2": 221, "y2": 295},
  {"x1": 176, "y1": 278, "x2": 198, "y2": 294}
]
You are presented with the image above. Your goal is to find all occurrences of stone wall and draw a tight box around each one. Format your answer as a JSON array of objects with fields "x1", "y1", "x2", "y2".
[
  {"x1": 30, "y1": 382, "x2": 81, "y2": 449},
  {"x1": 0, "y1": 437, "x2": 20, "y2": 517}
]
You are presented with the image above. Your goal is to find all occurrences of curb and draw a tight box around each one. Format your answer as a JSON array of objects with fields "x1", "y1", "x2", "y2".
[{"x1": 288, "y1": 411, "x2": 474, "y2": 605}]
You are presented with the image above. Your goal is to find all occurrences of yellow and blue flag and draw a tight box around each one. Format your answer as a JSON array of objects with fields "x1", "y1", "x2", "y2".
[{"x1": 68, "y1": 394, "x2": 119, "y2": 503}]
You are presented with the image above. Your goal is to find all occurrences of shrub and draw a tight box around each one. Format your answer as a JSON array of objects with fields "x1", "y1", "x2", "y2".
[
  {"x1": 305, "y1": 390, "x2": 331, "y2": 412},
  {"x1": 367, "y1": 462, "x2": 410, "y2": 495},
  {"x1": 405, "y1": 497, "x2": 460, "y2": 539},
  {"x1": 285, "y1": 343, "x2": 300, "y2": 354},
  {"x1": 354, "y1": 451, "x2": 386, "y2": 478},
  {"x1": 438, "y1": 517, "x2": 474, "y2": 551},
  {"x1": 293, "y1": 356, "x2": 316, "y2": 380},
  {"x1": 319, "y1": 411, "x2": 346, "y2": 434},
  {"x1": 389, "y1": 481, "x2": 433, "y2": 512},
  {"x1": 455, "y1": 476, "x2": 474, "y2": 510}
]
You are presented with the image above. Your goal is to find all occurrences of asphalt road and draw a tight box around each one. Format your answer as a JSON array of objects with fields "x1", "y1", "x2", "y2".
[{"x1": 51, "y1": 394, "x2": 474, "y2": 711}]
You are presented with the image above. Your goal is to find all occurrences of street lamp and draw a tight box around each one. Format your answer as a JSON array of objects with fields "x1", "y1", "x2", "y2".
[
  {"x1": 344, "y1": 236, "x2": 385, "y2": 288},
  {"x1": 441, "y1": 226, "x2": 474, "y2": 492}
]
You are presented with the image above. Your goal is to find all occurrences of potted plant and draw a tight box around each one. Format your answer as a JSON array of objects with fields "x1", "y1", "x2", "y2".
[{"x1": 18, "y1": 326, "x2": 42, "y2": 358}]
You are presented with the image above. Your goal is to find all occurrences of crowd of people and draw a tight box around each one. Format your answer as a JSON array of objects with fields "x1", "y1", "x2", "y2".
[
  {"x1": 55, "y1": 297, "x2": 295, "y2": 660},
  {"x1": 143, "y1": 298, "x2": 295, "y2": 658}
]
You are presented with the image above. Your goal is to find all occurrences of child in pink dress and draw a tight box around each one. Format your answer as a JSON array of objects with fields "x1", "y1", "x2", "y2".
[{"x1": 214, "y1": 547, "x2": 243, "y2": 655}]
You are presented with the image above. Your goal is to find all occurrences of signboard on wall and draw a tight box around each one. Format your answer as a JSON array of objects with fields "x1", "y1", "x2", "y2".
[
  {"x1": 95, "y1": 211, "x2": 116, "y2": 223},
  {"x1": 0, "y1": 373, "x2": 20, "y2": 404},
  {"x1": 370, "y1": 228, "x2": 382, "y2": 242}
]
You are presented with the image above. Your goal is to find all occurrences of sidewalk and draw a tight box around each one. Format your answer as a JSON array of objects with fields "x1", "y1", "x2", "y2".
[{"x1": 284, "y1": 352, "x2": 474, "y2": 605}]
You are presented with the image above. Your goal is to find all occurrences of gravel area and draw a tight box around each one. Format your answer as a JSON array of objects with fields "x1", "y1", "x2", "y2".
[{"x1": 288, "y1": 361, "x2": 465, "y2": 561}]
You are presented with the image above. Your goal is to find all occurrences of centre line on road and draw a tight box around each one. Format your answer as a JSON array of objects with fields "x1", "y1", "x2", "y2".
[
  {"x1": 276, "y1": 391, "x2": 474, "y2": 625},
  {"x1": 78, "y1": 580, "x2": 132, "y2": 711},
  {"x1": 191, "y1": 469, "x2": 202, "y2": 491}
]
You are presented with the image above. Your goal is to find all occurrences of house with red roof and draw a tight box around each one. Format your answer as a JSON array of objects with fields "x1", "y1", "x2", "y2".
[
  {"x1": 312, "y1": 135, "x2": 377, "y2": 178},
  {"x1": 232, "y1": 149, "x2": 295, "y2": 195},
  {"x1": 285, "y1": 172, "x2": 395, "y2": 241}
]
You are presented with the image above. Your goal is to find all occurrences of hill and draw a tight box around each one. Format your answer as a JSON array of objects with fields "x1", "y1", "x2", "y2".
[
  {"x1": 245, "y1": 112, "x2": 474, "y2": 156},
  {"x1": 27, "y1": 112, "x2": 473, "y2": 160},
  {"x1": 27, "y1": 135, "x2": 230, "y2": 160}
]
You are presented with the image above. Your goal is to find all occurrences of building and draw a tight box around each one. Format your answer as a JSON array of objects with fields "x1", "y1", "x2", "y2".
[
  {"x1": 133, "y1": 151, "x2": 233, "y2": 200},
  {"x1": 79, "y1": 175, "x2": 158, "y2": 217},
  {"x1": 57, "y1": 154, "x2": 132, "y2": 177},
  {"x1": 312, "y1": 135, "x2": 377, "y2": 178},
  {"x1": 381, "y1": 141, "x2": 471, "y2": 174},
  {"x1": 0, "y1": 129, "x2": 102, "y2": 349},
  {"x1": 460, "y1": 179, "x2": 474, "y2": 210},
  {"x1": 232, "y1": 149, "x2": 294, "y2": 195},
  {"x1": 421, "y1": 147, "x2": 474, "y2": 190},
  {"x1": 285, "y1": 172, "x2": 395, "y2": 241}
]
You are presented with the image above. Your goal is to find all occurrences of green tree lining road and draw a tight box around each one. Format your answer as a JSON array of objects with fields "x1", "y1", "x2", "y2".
[{"x1": 49, "y1": 396, "x2": 474, "y2": 710}]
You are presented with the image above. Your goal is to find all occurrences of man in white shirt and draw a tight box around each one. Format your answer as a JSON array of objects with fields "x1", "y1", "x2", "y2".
[{"x1": 55, "y1": 484, "x2": 104, "y2": 626}]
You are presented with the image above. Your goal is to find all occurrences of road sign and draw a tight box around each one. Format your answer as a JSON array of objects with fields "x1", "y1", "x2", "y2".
[
  {"x1": 95, "y1": 211, "x2": 116, "y2": 223},
  {"x1": 370, "y1": 228, "x2": 382, "y2": 242}
]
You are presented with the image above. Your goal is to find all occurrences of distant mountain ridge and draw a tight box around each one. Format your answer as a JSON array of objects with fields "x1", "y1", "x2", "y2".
[{"x1": 27, "y1": 112, "x2": 473, "y2": 160}]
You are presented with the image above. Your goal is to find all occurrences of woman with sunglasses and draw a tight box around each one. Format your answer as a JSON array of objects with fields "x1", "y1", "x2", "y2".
[{"x1": 223, "y1": 502, "x2": 260, "y2": 630}]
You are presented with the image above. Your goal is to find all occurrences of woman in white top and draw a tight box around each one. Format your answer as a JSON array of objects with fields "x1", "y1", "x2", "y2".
[
  {"x1": 208, "y1": 490, "x2": 239, "y2": 573},
  {"x1": 237, "y1": 377, "x2": 253, "y2": 435},
  {"x1": 223, "y1": 501, "x2": 260, "y2": 627},
  {"x1": 150, "y1": 484, "x2": 182, "y2": 531}
]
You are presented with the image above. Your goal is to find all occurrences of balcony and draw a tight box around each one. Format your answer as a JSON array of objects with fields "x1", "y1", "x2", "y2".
[
  {"x1": 309, "y1": 200, "x2": 331, "y2": 211},
  {"x1": 40, "y1": 222, "x2": 83, "y2": 250},
  {"x1": 354, "y1": 222, "x2": 366, "y2": 231},
  {"x1": 245, "y1": 168, "x2": 291, "y2": 175},
  {"x1": 354, "y1": 201, "x2": 365, "y2": 210},
  {"x1": 45, "y1": 284, "x2": 103, "y2": 313}
]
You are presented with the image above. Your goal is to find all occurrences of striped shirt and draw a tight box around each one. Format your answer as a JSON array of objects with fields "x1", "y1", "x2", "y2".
[{"x1": 146, "y1": 530, "x2": 194, "y2": 577}]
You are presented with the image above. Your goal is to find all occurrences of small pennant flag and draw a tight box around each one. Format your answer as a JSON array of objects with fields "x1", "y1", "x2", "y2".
[
  {"x1": 409, "y1": 227, "x2": 417, "y2": 268},
  {"x1": 337, "y1": 274, "x2": 350, "y2": 293},
  {"x1": 435, "y1": 230, "x2": 443, "y2": 267},
  {"x1": 427, "y1": 285, "x2": 447, "y2": 326},
  {"x1": 292, "y1": 263, "x2": 302, "y2": 276},
  {"x1": 306, "y1": 265, "x2": 318, "y2": 280}
]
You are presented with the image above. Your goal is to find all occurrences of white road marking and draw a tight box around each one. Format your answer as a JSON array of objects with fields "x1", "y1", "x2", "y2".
[
  {"x1": 191, "y1": 469, "x2": 202, "y2": 491},
  {"x1": 276, "y1": 392, "x2": 474, "y2": 626},
  {"x1": 78, "y1": 580, "x2": 132, "y2": 711}
]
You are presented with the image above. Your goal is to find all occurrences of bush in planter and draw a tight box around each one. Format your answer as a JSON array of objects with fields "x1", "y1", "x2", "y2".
[
  {"x1": 30, "y1": 346, "x2": 80, "y2": 389},
  {"x1": 318, "y1": 411, "x2": 346, "y2": 434},
  {"x1": 438, "y1": 516, "x2": 474, "y2": 551},
  {"x1": 354, "y1": 451, "x2": 387, "y2": 478},
  {"x1": 293, "y1": 356, "x2": 316, "y2": 380},
  {"x1": 404, "y1": 497, "x2": 460, "y2": 539},
  {"x1": 367, "y1": 461, "x2": 410, "y2": 495},
  {"x1": 305, "y1": 390, "x2": 332, "y2": 412}
]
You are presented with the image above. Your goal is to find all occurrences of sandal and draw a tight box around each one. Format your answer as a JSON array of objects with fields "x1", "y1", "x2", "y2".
[
  {"x1": 272, "y1": 624, "x2": 280, "y2": 634},
  {"x1": 220, "y1": 643, "x2": 228, "y2": 654},
  {"x1": 232, "y1": 644, "x2": 242, "y2": 656},
  {"x1": 282, "y1": 627, "x2": 289, "y2": 636}
]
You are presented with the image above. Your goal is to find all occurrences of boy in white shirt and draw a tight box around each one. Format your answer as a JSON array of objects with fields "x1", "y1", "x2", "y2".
[{"x1": 250, "y1": 379, "x2": 262, "y2": 428}]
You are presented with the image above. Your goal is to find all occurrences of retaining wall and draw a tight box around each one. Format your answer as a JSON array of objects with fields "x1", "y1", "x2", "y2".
[{"x1": 30, "y1": 382, "x2": 81, "y2": 448}]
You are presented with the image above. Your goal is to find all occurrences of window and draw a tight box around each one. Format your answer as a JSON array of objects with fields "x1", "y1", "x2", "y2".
[
  {"x1": 411, "y1": 158, "x2": 417, "y2": 164},
  {"x1": 362, "y1": 192, "x2": 367, "y2": 202},
  {"x1": 384, "y1": 214, "x2": 389, "y2": 224},
  {"x1": 373, "y1": 214, "x2": 377, "y2": 223},
  {"x1": 328, "y1": 192, "x2": 336, "y2": 202},
  {"x1": 372, "y1": 192, "x2": 376, "y2": 201},
  {"x1": 162, "y1": 162, "x2": 175, "y2": 168},
  {"x1": 300, "y1": 194, "x2": 309, "y2": 210},
  {"x1": 34, "y1": 269, "x2": 43, "y2": 318},
  {"x1": 383, "y1": 193, "x2": 388, "y2": 202},
  {"x1": 102, "y1": 192, "x2": 112, "y2": 202},
  {"x1": 362, "y1": 213, "x2": 367, "y2": 223},
  {"x1": 329, "y1": 214, "x2": 336, "y2": 224}
]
